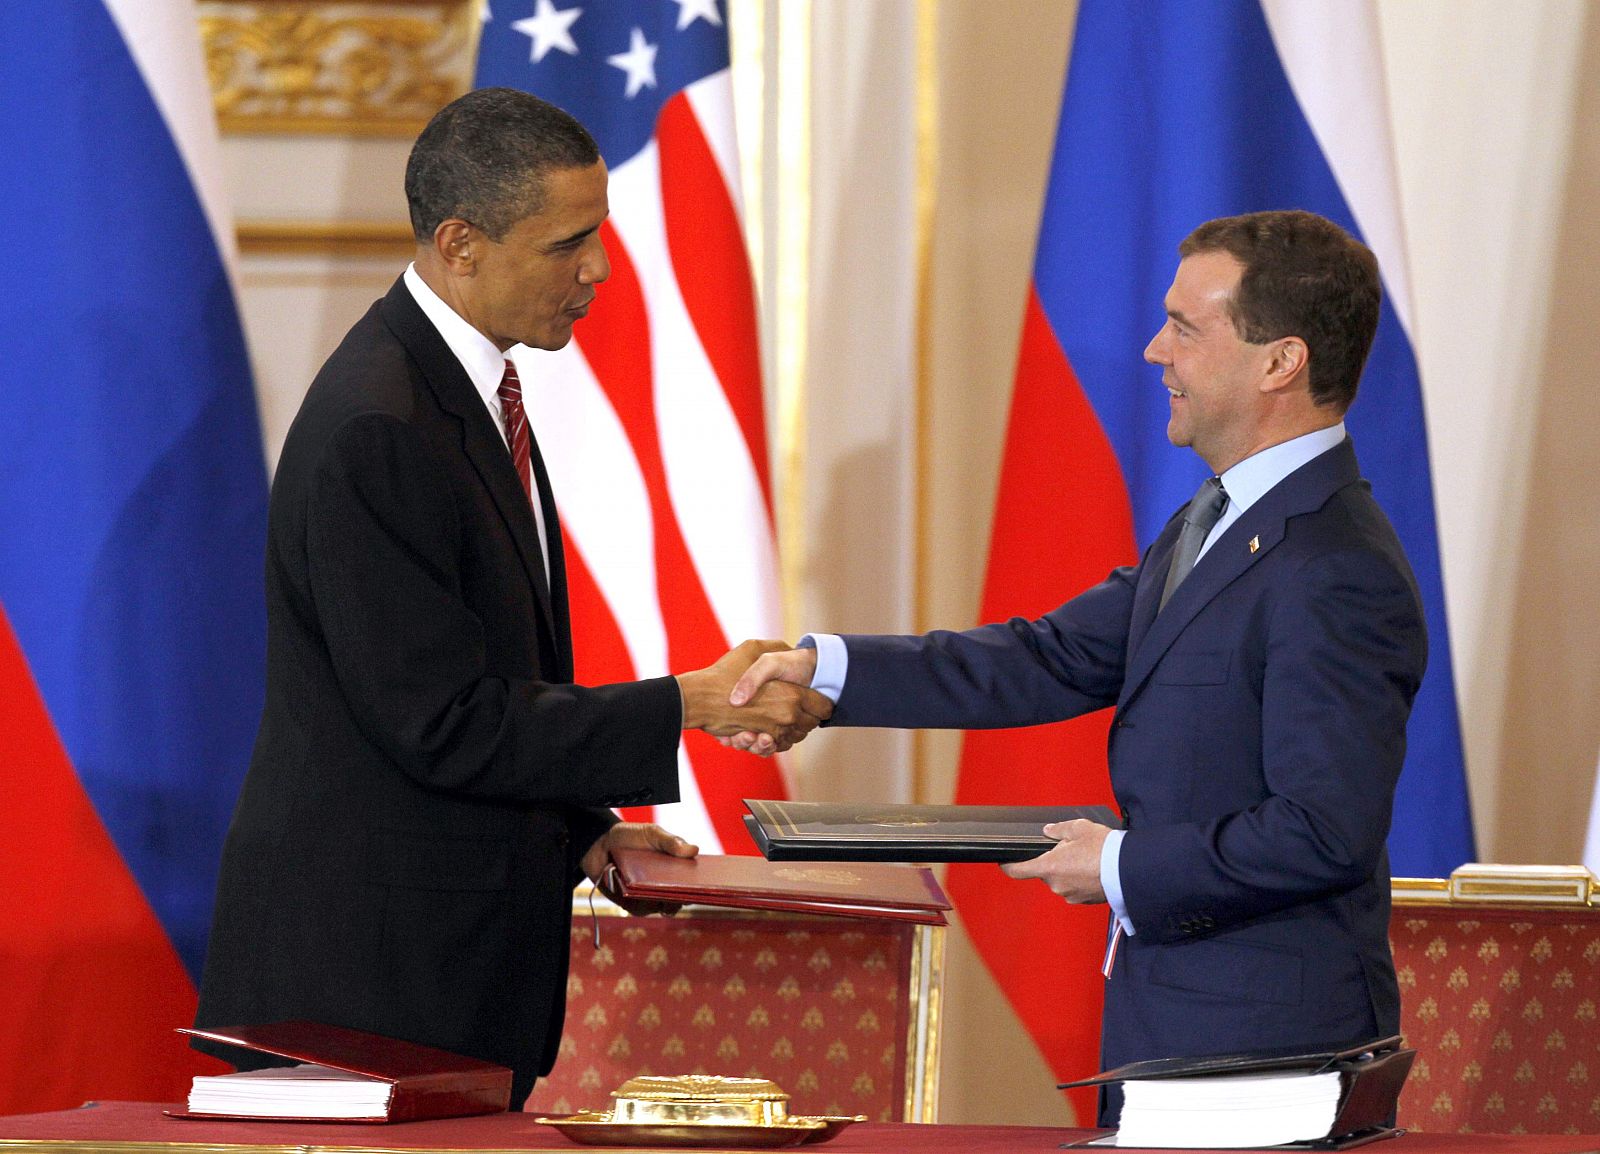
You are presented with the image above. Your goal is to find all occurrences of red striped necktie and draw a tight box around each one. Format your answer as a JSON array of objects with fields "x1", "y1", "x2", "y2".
[
  {"x1": 497, "y1": 359, "x2": 535, "y2": 510},
  {"x1": 496, "y1": 358, "x2": 556, "y2": 592}
]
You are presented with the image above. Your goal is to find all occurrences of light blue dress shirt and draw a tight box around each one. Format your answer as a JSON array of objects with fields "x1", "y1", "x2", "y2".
[{"x1": 804, "y1": 423, "x2": 1346, "y2": 934}]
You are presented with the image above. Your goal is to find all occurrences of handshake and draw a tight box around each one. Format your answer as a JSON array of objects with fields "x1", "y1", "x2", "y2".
[{"x1": 676, "y1": 640, "x2": 826, "y2": 755}]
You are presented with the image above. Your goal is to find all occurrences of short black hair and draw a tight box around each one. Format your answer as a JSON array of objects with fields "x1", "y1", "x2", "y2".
[
  {"x1": 1180, "y1": 210, "x2": 1381, "y2": 412},
  {"x1": 404, "y1": 87, "x2": 601, "y2": 242}
]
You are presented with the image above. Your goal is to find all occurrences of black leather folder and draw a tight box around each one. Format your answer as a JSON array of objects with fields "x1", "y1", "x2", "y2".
[
  {"x1": 1060, "y1": 1035, "x2": 1414, "y2": 1150},
  {"x1": 742, "y1": 799, "x2": 1122, "y2": 863}
]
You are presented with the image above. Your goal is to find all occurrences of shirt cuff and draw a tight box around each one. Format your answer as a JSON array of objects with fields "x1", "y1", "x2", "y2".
[
  {"x1": 799, "y1": 633, "x2": 846, "y2": 703},
  {"x1": 1101, "y1": 828, "x2": 1135, "y2": 937}
]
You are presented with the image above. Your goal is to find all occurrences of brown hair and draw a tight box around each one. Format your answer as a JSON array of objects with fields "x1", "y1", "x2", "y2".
[{"x1": 1180, "y1": 210, "x2": 1380, "y2": 411}]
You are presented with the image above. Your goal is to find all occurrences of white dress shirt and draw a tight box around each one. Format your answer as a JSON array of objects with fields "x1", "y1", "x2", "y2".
[{"x1": 402, "y1": 264, "x2": 550, "y2": 583}]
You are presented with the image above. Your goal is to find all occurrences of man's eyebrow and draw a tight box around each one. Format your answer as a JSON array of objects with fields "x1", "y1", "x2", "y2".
[
  {"x1": 1166, "y1": 304, "x2": 1194, "y2": 327},
  {"x1": 549, "y1": 216, "x2": 608, "y2": 247}
]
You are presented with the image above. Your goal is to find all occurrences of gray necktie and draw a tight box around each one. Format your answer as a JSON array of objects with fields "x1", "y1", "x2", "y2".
[{"x1": 1159, "y1": 476, "x2": 1229, "y2": 610}]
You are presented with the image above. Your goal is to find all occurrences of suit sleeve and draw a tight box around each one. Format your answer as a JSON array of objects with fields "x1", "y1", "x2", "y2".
[
  {"x1": 304, "y1": 413, "x2": 682, "y2": 807},
  {"x1": 1117, "y1": 544, "x2": 1425, "y2": 942},
  {"x1": 829, "y1": 563, "x2": 1139, "y2": 728}
]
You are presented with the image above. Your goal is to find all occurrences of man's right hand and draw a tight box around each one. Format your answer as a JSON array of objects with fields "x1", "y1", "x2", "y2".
[
  {"x1": 676, "y1": 640, "x2": 830, "y2": 754},
  {"x1": 721, "y1": 646, "x2": 820, "y2": 756}
]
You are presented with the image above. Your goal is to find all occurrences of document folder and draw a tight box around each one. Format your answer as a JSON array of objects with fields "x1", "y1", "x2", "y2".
[
  {"x1": 173, "y1": 1021, "x2": 512, "y2": 1123},
  {"x1": 743, "y1": 799, "x2": 1122, "y2": 863},
  {"x1": 1060, "y1": 1036, "x2": 1413, "y2": 1150},
  {"x1": 610, "y1": 848, "x2": 951, "y2": 924}
]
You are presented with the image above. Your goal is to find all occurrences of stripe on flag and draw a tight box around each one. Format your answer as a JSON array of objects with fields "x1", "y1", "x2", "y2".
[
  {"x1": 0, "y1": 0, "x2": 266, "y2": 1113},
  {"x1": 479, "y1": 1, "x2": 786, "y2": 851},
  {"x1": 949, "y1": 0, "x2": 1473, "y2": 1120}
]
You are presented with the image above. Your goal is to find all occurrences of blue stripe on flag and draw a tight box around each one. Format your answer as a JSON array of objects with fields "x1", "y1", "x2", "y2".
[
  {"x1": 475, "y1": 0, "x2": 728, "y2": 168},
  {"x1": 0, "y1": 1, "x2": 268, "y2": 979},
  {"x1": 1033, "y1": 0, "x2": 1473, "y2": 874}
]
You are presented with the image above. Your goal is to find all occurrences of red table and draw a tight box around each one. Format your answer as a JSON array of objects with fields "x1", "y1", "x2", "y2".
[{"x1": 0, "y1": 1102, "x2": 1596, "y2": 1154}]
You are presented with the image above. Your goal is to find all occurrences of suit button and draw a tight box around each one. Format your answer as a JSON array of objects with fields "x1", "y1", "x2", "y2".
[
  {"x1": 1200, "y1": 914, "x2": 1215, "y2": 929},
  {"x1": 1178, "y1": 919, "x2": 1193, "y2": 934}
]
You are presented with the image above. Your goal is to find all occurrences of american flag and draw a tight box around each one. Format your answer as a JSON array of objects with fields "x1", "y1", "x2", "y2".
[{"x1": 477, "y1": 0, "x2": 786, "y2": 852}]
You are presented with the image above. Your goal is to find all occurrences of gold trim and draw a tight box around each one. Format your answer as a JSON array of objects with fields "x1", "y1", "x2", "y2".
[
  {"x1": 774, "y1": 0, "x2": 810, "y2": 642},
  {"x1": 899, "y1": 923, "x2": 946, "y2": 1123},
  {"x1": 0, "y1": 1144, "x2": 569, "y2": 1154},
  {"x1": 1389, "y1": 876, "x2": 1452, "y2": 906},
  {"x1": 200, "y1": 1, "x2": 474, "y2": 137},
  {"x1": 236, "y1": 220, "x2": 416, "y2": 257},
  {"x1": 1391, "y1": 865, "x2": 1597, "y2": 908}
]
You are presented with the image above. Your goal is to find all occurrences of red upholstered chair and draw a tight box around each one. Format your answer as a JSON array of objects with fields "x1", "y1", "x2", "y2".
[
  {"x1": 1390, "y1": 865, "x2": 1600, "y2": 1135},
  {"x1": 524, "y1": 899, "x2": 945, "y2": 1122}
]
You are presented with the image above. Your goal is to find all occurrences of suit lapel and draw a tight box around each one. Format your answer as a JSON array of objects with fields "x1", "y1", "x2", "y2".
[
  {"x1": 377, "y1": 279, "x2": 560, "y2": 647},
  {"x1": 1117, "y1": 438, "x2": 1364, "y2": 712}
]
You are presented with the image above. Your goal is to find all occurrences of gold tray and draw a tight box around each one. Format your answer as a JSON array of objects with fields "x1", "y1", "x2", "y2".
[{"x1": 534, "y1": 1112, "x2": 864, "y2": 1148}]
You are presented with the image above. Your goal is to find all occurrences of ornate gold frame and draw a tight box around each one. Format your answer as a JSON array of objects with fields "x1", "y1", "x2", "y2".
[{"x1": 198, "y1": 0, "x2": 477, "y2": 137}]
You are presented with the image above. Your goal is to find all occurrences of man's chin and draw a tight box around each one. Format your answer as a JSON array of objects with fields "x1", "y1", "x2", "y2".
[{"x1": 524, "y1": 327, "x2": 575, "y2": 352}]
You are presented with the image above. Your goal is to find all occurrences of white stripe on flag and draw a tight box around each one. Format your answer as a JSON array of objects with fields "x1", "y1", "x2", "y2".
[
  {"x1": 102, "y1": 0, "x2": 241, "y2": 278},
  {"x1": 685, "y1": 72, "x2": 745, "y2": 222},
  {"x1": 513, "y1": 342, "x2": 669, "y2": 681},
  {"x1": 1262, "y1": 0, "x2": 1418, "y2": 337},
  {"x1": 608, "y1": 144, "x2": 781, "y2": 644}
]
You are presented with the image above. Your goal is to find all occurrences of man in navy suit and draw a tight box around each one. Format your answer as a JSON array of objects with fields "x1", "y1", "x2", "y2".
[{"x1": 728, "y1": 210, "x2": 1424, "y2": 1124}]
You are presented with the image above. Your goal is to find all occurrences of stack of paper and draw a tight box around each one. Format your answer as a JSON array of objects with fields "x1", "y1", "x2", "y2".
[
  {"x1": 188, "y1": 1064, "x2": 392, "y2": 1119},
  {"x1": 1116, "y1": 1068, "x2": 1343, "y2": 1148}
]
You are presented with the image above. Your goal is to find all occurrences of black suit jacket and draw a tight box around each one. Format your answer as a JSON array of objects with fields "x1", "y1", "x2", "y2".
[
  {"x1": 830, "y1": 438, "x2": 1422, "y2": 1118},
  {"x1": 195, "y1": 278, "x2": 682, "y2": 1094}
]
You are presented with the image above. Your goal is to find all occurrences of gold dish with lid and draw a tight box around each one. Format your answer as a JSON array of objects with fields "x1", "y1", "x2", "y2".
[{"x1": 533, "y1": 1074, "x2": 865, "y2": 1147}]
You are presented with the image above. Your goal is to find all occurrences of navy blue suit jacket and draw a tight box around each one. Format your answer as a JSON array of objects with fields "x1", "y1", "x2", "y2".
[{"x1": 830, "y1": 438, "x2": 1423, "y2": 1104}]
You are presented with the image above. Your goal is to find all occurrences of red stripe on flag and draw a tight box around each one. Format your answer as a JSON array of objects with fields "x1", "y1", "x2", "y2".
[
  {"x1": 0, "y1": 605, "x2": 227, "y2": 1114},
  {"x1": 574, "y1": 224, "x2": 786, "y2": 849},
  {"x1": 947, "y1": 286, "x2": 1134, "y2": 1122},
  {"x1": 655, "y1": 93, "x2": 772, "y2": 512},
  {"x1": 561, "y1": 531, "x2": 656, "y2": 826}
]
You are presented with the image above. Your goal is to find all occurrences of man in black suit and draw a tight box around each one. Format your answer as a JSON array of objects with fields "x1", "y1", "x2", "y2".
[
  {"x1": 194, "y1": 88, "x2": 829, "y2": 1104},
  {"x1": 728, "y1": 211, "x2": 1423, "y2": 1123}
]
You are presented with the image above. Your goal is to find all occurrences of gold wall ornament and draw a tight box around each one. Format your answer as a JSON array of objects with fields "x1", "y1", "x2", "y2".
[{"x1": 199, "y1": 2, "x2": 476, "y2": 136}]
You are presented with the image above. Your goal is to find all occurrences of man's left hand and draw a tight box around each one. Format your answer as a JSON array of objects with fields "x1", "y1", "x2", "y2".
[
  {"x1": 1001, "y1": 819, "x2": 1111, "y2": 903},
  {"x1": 582, "y1": 822, "x2": 698, "y2": 916}
]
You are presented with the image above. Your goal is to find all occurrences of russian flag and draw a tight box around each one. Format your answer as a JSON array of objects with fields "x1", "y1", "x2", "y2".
[
  {"x1": 947, "y1": 0, "x2": 1474, "y2": 1121},
  {"x1": 0, "y1": 0, "x2": 266, "y2": 1112}
]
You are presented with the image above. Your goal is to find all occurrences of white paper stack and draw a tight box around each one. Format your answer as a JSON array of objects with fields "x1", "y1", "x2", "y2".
[
  {"x1": 1115, "y1": 1068, "x2": 1343, "y2": 1148},
  {"x1": 187, "y1": 1063, "x2": 393, "y2": 1119}
]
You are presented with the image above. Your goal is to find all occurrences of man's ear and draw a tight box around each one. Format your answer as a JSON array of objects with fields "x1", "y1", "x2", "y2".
[
  {"x1": 1260, "y1": 335, "x2": 1309, "y2": 396},
  {"x1": 432, "y1": 219, "x2": 477, "y2": 274}
]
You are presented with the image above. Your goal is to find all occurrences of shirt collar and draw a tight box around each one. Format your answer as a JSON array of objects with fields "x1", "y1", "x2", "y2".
[
  {"x1": 1218, "y1": 422, "x2": 1347, "y2": 514},
  {"x1": 403, "y1": 263, "x2": 510, "y2": 415}
]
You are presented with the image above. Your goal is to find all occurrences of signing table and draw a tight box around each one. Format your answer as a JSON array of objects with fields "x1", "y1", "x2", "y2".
[{"x1": 0, "y1": 1104, "x2": 1597, "y2": 1154}]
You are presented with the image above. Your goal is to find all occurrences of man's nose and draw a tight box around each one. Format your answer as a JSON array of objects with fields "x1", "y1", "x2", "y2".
[
  {"x1": 581, "y1": 236, "x2": 610, "y2": 285},
  {"x1": 1143, "y1": 331, "x2": 1165, "y2": 364}
]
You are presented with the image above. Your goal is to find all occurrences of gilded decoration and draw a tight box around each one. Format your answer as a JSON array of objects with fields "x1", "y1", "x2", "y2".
[
  {"x1": 1388, "y1": 864, "x2": 1600, "y2": 1134},
  {"x1": 199, "y1": 2, "x2": 475, "y2": 135}
]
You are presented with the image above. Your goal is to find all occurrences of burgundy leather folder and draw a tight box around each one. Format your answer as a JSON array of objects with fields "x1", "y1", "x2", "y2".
[
  {"x1": 173, "y1": 1022, "x2": 511, "y2": 1123},
  {"x1": 609, "y1": 848, "x2": 951, "y2": 925}
]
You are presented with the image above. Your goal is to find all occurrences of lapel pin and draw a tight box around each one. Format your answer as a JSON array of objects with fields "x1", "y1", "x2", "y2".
[{"x1": 1248, "y1": 535, "x2": 1260, "y2": 554}]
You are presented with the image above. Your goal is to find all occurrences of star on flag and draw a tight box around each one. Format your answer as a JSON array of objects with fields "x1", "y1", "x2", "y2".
[
  {"x1": 510, "y1": 0, "x2": 581, "y2": 63},
  {"x1": 606, "y1": 27, "x2": 659, "y2": 99}
]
